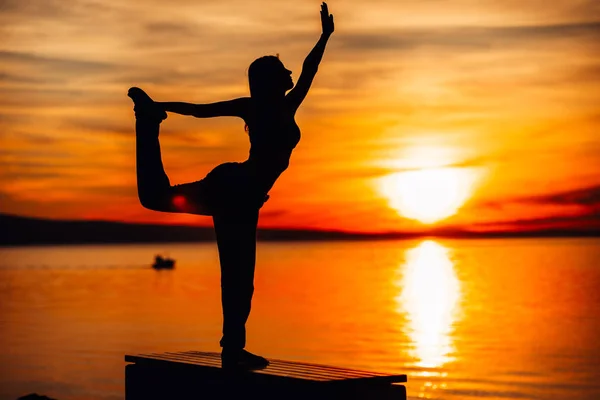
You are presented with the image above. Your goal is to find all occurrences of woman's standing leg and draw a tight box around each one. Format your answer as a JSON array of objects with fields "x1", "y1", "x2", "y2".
[
  {"x1": 213, "y1": 208, "x2": 268, "y2": 368},
  {"x1": 214, "y1": 209, "x2": 258, "y2": 349}
]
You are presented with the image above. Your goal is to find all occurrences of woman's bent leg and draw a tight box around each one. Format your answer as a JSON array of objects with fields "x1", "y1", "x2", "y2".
[
  {"x1": 135, "y1": 118, "x2": 172, "y2": 209},
  {"x1": 129, "y1": 87, "x2": 174, "y2": 211},
  {"x1": 135, "y1": 120, "x2": 213, "y2": 214}
]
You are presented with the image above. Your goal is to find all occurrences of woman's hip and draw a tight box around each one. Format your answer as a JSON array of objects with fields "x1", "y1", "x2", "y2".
[{"x1": 204, "y1": 162, "x2": 270, "y2": 210}]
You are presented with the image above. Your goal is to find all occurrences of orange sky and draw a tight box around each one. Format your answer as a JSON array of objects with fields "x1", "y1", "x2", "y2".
[{"x1": 1, "y1": 0, "x2": 599, "y2": 233}]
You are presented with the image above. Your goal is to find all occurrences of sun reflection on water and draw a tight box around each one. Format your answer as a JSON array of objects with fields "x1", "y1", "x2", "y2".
[{"x1": 396, "y1": 240, "x2": 462, "y2": 369}]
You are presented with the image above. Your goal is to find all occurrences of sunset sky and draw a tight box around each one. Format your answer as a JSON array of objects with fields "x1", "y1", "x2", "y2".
[{"x1": 1, "y1": 0, "x2": 599, "y2": 233}]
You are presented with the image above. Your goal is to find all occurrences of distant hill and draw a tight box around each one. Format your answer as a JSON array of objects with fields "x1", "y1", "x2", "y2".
[
  {"x1": 0, "y1": 213, "x2": 398, "y2": 246},
  {"x1": 0, "y1": 213, "x2": 213, "y2": 245},
  {"x1": 1, "y1": 213, "x2": 598, "y2": 246}
]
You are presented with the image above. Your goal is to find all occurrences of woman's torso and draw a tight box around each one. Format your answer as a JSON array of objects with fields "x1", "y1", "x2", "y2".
[{"x1": 242, "y1": 98, "x2": 301, "y2": 192}]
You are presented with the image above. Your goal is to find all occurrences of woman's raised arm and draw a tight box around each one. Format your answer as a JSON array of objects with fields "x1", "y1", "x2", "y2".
[
  {"x1": 286, "y1": 2, "x2": 334, "y2": 111},
  {"x1": 157, "y1": 97, "x2": 249, "y2": 119}
]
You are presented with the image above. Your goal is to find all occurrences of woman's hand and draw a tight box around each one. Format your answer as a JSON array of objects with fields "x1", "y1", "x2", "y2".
[
  {"x1": 320, "y1": 2, "x2": 334, "y2": 37},
  {"x1": 128, "y1": 87, "x2": 167, "y2": 121}
]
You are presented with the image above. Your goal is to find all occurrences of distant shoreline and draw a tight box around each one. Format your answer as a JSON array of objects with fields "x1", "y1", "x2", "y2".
[{"x1": 1, "y1": 213, "x2": 599, "y2": 247}]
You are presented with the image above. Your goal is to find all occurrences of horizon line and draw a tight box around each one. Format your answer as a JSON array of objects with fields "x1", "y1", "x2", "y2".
[{"x1": 2, "y1": 212, "x2": 599, "y2": 241}]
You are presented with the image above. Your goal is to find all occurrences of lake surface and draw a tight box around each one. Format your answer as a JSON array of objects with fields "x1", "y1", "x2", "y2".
[{"x1": 1, "y1": 238, "x2": 599, "y2": 400}]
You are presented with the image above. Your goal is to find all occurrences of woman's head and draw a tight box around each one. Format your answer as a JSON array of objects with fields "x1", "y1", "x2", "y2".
[{"x1": 248, "y1": 55, "x2": 293, "y2": 99}]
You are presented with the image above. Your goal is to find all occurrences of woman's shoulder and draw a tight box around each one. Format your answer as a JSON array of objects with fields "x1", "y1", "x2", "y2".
[{"x1": 236, "y1": 97, "x2": 252, "y2": 120}]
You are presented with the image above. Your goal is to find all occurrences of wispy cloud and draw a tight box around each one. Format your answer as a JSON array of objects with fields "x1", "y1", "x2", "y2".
[
  {"x1": 518, "y1": 185, "x2": 600, "y2": 207},
  {"x1": 475, "y1": 185, "x2": 600, "y2": 223},
  {"x1": 471, "y1": 212, "x2": 600, "y2": 233},
  {"x1": 334, "y1": 21, "x2": 600, "y2": 54}
]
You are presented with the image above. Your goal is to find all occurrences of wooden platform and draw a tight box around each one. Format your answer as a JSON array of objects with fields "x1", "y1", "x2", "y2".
[{"x1": 125, "y1": 351, "x2": 407, "y2": 399}]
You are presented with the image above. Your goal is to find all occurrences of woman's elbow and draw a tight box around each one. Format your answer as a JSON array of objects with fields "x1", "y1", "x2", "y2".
[{"x1": 302, "y1": 61, "x2": 319, "y2": 74}]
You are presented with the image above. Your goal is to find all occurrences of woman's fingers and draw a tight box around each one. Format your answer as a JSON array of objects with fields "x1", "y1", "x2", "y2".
[{"x1": 320, "y1": 2, "x2": 333, "y2": 35}]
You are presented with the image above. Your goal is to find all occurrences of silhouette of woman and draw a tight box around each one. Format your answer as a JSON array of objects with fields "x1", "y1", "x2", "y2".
[{"x1": 128, "y1": 3, "x2": 334, "y2": 369}]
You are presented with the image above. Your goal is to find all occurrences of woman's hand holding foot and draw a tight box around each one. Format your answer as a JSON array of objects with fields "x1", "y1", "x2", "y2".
[{"x1": 127, "y1": 87, "x2": 167, "y2": 122}]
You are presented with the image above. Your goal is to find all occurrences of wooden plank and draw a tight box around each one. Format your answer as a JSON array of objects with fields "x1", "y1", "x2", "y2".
[
  {"x1": 125, "y1": 351, "x2": 407, "y2": 384},
  {"x1": 128, "y1": 351, "x2": 403, "y2": 381},
  {"x1": 179, "y1": 351, "x2": 388, "y2": 378},
  {"x1": 126, "y1": 352, "x2": 405, "y2": 382},
  {"x1": 129, "y1": 354, "x2": 353, "y2": 384},
  {"x1": 158, "y1": 352, "x2": 382, "y2": 381},
  {"x1": 179, "y1": 351, "x2": 386, "y2": 376}
]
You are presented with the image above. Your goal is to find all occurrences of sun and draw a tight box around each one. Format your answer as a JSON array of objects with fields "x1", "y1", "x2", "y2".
[{"x1": 379, "y1": 167, "x2": 479, "y2": 224}]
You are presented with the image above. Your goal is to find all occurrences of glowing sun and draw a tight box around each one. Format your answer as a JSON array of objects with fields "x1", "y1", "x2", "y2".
[{"x1": 379, "y1": 167, "x2": 479, "y2": 224}]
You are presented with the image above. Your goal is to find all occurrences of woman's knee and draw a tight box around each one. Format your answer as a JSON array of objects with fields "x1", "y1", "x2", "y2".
[{"x1": 137, "y1": 188, "x2": 171, "y2": 212}]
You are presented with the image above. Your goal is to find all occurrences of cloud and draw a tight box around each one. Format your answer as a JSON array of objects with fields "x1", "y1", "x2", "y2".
[
  {"x1": 0, "y1": 50, "x2": 120, "y2": 75},
  {"x1": 62, "y1": 116, "x2": 135, "y2": 136},
  {"x1": 568, "y1": 64, "x2": 600, "y2": 82},
  {"x1": 482, "y1": 184, "x2": 600, "y2": 209},
  {"x1": 530, "y1": 185, "x2": 600, "y2": 206},
  {"x1": 334, "y1": 21, "x2": 600, "y2": 54},
  {"x1": 317, "y1": 155, "x2": 494, "y2": 180},
  {"x1": 472, "y1": 212, "x2": 600, "y2": 233},
  {"x1": 0, "y1": 50, "x2": 124, "y2": 107},
  {"x1": 0, "y1": 0, "x2": 78, "y2": 19},
  {"x1": 0, "y1": 72, "x2": 60, "y2": 84},
  {"x1": 0, "y1": 145, "x2": 72, "y2": 160},
  {"x1": 144, "y1": 22, "x2": 199, "y2": 35},
  {"x1": 0, "y1": 87, "x2": 117, "y2": 107}
]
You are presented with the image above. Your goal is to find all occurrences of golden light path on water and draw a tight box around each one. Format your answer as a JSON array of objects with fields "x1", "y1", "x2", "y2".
[{"x1": 396, "y1": 240, "x2": 462, "y2": 371}]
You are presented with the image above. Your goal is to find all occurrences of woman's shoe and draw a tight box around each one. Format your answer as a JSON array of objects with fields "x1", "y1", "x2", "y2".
[{"x1": 221, "y1": 348, "x2": 270, "y2": 370}]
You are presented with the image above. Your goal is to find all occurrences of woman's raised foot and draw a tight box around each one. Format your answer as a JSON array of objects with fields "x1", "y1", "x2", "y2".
[{"x1": 127, "y1": 87, "x2": 167, "y2": 121}]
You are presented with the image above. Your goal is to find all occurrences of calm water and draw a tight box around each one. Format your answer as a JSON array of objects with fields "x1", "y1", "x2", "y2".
[{"x1": 1, "y1": 238, "x2": 599, "y2": 400}]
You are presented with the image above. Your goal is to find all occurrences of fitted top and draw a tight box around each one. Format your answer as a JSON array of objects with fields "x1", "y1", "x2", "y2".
[{"x1": 243, "y1": 102, "x2": 301, "y2": 194}]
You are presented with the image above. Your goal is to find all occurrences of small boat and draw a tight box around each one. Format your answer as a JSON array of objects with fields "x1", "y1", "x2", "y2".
[{"x1": 152, "y1": 255, "x2": 175, "y2": 270}]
